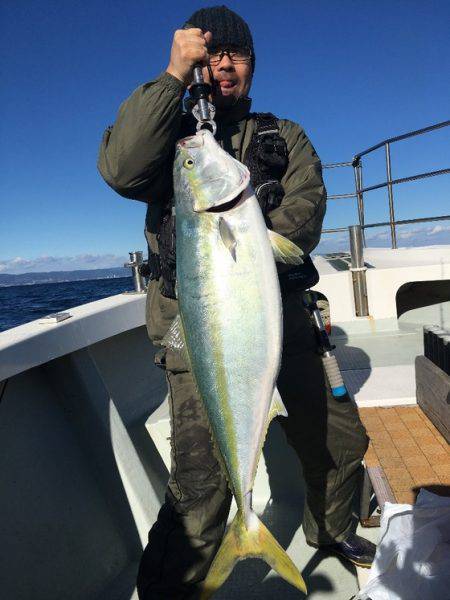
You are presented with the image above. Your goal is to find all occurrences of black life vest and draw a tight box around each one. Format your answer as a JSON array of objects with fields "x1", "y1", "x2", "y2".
[
  {"x1": 243, "y1": 112, "x2": 288, "y2": 224},
  {"x1": 150, "y1": 112, "x2": 318, "y2": 299}
]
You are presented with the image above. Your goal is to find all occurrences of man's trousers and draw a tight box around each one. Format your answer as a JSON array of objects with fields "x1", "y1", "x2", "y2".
[{"x1": 137, "y1": 291, "x2": 369, "y2": 599}]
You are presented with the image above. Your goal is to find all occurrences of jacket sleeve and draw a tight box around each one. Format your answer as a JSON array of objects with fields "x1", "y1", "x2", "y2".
[
  {"x1": 269, "y1": 119, "x2": 326, "y2": 256},
  {"x1": 97, "y1": 72, "x2": 186, "y2": 201}
]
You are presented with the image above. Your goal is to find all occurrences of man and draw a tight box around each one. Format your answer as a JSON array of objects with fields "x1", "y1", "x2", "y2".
[{"x1": 98, "y1": 6, "x2": 374, "y2": 599}]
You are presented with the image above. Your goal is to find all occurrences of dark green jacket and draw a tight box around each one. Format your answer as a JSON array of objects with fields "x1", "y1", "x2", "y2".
[{"x1": 98, "y1": 72, "x2": 326, "y2": 342}]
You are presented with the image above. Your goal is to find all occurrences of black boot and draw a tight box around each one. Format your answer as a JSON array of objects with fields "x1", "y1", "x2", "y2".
[{"x1": 307, "y1": 533, "x2": 376, "y2": 568}]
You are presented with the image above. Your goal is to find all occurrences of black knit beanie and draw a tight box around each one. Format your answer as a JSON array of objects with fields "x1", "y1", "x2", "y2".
[{"x1": 185, "y1": 5, "x2": 255, "y2": 72}]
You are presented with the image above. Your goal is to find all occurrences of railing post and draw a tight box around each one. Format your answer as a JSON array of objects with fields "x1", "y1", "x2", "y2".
[
  {"x1": 385, "y1": 142, "x2": 397, "y2": 249},
  {"x1": 353, "y1": 158, "x2": 366, "y2": 246},
  {"x1": 349, "y1": 225, "x2": 369, "y2": 317},
  {"x1": 124, "y1": 251, "x2": 146, "y2": 293}
]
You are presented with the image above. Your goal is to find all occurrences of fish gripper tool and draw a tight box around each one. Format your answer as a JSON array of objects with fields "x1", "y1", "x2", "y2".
[
  {"x1": 183, "y1": 23, "x2": 217, "y2": 135},
  {"x1": 190, "y1": 65, "x2": 217, "y2": 135}
]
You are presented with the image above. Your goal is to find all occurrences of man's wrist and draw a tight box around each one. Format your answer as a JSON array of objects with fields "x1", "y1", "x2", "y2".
[
  {"x1": 160, "y1": 70, "x2": 187, "y2": 97},
  {"x1": 166, "y1": 65, "x2": 188, "y2": 87}
]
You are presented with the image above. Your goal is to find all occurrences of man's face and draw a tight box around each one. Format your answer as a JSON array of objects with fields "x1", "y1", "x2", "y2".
[{"x1": 202, "y1": 47, "x2": 253, "y2": 110}]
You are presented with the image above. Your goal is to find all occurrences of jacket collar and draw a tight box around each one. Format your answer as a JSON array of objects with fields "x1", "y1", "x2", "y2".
[
  {"x1": 184, "y1": 96, "x2": 252, "y2": 125},
  {"x1": 216, "y1": 96, "x2": 252, "y2": 123}
]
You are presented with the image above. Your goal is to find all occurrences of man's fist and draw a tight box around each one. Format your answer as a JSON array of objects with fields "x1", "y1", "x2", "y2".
[{"x1": 166, "y1": 28, "x2": 212, "y2": 85}]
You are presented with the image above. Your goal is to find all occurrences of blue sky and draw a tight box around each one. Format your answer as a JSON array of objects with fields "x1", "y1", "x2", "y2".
[{"x1": 1, "y1": 0, "x2": 449, "y2": 273}]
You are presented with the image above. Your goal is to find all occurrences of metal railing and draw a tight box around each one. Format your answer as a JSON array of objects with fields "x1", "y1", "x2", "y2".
[{"x1": 322, "y1": 120, "x2": 450, "y2": 248}]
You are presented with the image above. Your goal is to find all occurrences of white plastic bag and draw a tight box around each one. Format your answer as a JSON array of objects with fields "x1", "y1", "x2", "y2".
[{"x1": 356, "y1": 489, "x2": 450, "y2": 600}]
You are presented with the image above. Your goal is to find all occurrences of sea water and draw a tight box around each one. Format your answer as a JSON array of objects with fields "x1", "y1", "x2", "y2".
[{"x1": 0, "y1": 277, "x2": 134, "y2": 332}]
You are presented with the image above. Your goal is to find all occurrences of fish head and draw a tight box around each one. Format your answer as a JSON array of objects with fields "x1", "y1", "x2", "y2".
[{"x1": 174, "y1": 129, "x2": 250, "y2": 213}]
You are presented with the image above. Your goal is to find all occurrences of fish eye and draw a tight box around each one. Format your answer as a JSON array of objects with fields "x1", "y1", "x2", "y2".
[{"x1": 183, "y1": 158, "x2": 195, "y2": 170}]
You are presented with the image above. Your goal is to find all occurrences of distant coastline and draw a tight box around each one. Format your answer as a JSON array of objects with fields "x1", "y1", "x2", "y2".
[{"x1": 0, "y1": 267, "x2": 130, "y2": 287}]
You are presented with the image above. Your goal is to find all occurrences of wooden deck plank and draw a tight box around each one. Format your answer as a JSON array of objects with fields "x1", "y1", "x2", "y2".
[{"x1": 360, "y1": 405, "x2": 450, "y2": 505}]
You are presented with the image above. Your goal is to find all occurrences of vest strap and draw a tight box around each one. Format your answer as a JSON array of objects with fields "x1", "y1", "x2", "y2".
[{"x1": 243, "y1": 113, "x2": 288, "y2": 220}]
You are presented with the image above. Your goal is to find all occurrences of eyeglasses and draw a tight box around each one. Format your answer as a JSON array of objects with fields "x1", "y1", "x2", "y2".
[{"x1": 208, "y1": 48, "x2": 252, "y2": 65}]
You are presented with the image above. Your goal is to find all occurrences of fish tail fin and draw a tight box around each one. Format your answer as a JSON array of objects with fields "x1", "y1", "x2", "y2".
[{"x1": 200, "y1": 510, "x2": 307, "y2": 599}]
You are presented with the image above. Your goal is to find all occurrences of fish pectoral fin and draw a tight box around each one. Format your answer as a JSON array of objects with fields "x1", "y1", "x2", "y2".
[
  {"x1": 269, "y1": 387, "x2": 288, "y2": 420},
  {"x1": 161, "y1": 314, "x2": 190, "y2": 365},
  {"x1": 219, "y1": 216, "x2": 237, "y2": 261},
  {"x1": 200, "y1": 511, "x2": 307, "y2": 599},
  {"x1": 268, "y1": 230, "x2": 303, "y2": 265}
]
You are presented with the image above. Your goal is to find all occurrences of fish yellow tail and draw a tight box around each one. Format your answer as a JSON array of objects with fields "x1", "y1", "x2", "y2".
[{"x1": 200, "y1": 510, "x2": 307, "y2": 599}]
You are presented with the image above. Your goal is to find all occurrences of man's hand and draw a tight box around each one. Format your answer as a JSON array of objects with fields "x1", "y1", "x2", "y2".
[{"x1": 166, "y1": 28, "x2": 212, "y2": 86}]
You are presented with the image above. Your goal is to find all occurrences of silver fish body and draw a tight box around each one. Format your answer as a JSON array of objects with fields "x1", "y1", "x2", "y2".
[{"x1": 176, "y1": 184, "x2": 281, "y2": 511}]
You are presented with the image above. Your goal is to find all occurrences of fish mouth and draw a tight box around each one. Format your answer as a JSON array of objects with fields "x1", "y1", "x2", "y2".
[
  {"x1": 200, "y1": 167, "x2": 249, "y2": 213},
  {"x1": 178, "y1": 134, "x2": 204, "y2": 149},
  {"x1": 206, "y1": 191, "x2": 244, "y2": 213},
  {"x1": 193, "y1": 164, "x2": 250, "y2": 213}
]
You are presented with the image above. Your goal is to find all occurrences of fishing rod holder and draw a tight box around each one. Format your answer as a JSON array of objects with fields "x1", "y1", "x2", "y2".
[{"x1": 124, "y1": 251, "x2": 146, "y2": 293}]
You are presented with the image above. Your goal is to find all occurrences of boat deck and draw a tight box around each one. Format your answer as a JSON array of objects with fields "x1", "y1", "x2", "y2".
[
  {"x1": 147, "y1": 401, "x2": 373, "y2": 599},
  {"x1": 0, "y1": 244, "x2": 448, "y2": 599},
  {"x1": 361, "y1": 405, "x2": 450, "y2": 504}
]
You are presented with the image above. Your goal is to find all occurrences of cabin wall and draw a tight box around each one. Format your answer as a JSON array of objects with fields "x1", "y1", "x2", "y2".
[{"x1": 396, "y1": 280, "x2": 450, "y2": 329}]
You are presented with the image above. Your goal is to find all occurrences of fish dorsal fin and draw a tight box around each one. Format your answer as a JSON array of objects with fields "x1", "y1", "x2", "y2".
[
  {"x1": 219, "y1": 217, "x2": 237, "y2": 261},
  {"x1": 268, "y1": 230, "x2": 303, "y2": 265},
  {"x1": 268, "y1": 387, "x2": 288, "y2": 421},
  {"x1": 161, "y1": 314, "x2": 191, "y2": 366}
]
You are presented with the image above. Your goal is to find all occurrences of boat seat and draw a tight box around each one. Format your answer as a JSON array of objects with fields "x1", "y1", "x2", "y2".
[{"x1": 358, "y1": 405, "x2": 450, "y2": 527}]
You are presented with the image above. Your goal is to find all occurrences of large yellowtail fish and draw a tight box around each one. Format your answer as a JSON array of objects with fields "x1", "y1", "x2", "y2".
[{"x1": 164, "y1": 129, "x2": 307, "y2": 598}]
